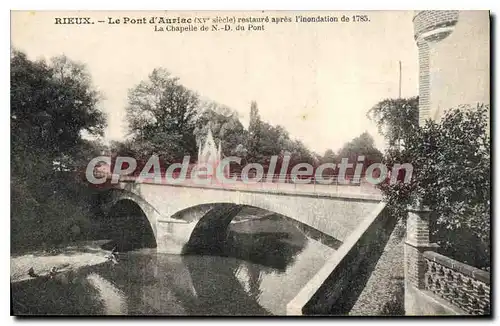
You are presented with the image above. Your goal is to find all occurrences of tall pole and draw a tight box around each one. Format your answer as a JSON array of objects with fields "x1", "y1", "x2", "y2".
[
  {"x1": 398, "y1": 60, "x2": 402, "y2": 98},
  {"x1": 396, "y1": 60, "x2": 402, "y2": 149}
]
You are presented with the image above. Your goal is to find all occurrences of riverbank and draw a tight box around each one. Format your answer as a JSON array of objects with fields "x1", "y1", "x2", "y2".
[
  {"x1": 349, "y1": 220, "x2": 405, "y2": 315},
  {"x1": 10, "y1": 240, "x2": 111, "y2": 283}
]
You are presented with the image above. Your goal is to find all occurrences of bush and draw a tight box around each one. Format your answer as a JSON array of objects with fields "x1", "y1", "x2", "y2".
[
  {"x1": 377, "y1": 104, "x2": 490, "y2": 268},
  {"x1": 11, "y1": 173, "x2": 99, "y2": 253}
]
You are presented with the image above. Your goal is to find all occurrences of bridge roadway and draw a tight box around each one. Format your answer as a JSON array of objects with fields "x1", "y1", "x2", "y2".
[{"x1": 115, "y1": 174, "x2": 383, "y2": 200}]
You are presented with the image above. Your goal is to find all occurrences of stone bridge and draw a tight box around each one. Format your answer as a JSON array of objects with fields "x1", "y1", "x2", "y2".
[{"x1": 99, "y1": 179, "x2": 381, "y2": 254}]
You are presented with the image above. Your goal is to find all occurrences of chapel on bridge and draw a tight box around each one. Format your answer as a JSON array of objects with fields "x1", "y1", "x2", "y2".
[{"x1": 197, "y1": 129, "x2": 229, "y2": 177}]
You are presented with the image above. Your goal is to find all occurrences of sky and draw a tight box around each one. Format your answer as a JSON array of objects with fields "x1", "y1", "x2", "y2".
[{"x1": 11, "y1": 10, "x2": 419, "y2": 154}]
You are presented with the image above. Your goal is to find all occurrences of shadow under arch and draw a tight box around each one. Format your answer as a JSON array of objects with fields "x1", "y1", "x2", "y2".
[
  {"x1": 104, "y1": 199, "x2": 157, "y2": 252},
  {"x1": 181, "y1": 204, "x2": 326, "y2": 272}
]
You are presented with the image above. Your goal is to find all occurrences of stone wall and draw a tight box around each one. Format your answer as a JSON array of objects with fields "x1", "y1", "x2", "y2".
[
  {"x1": 403, "y1": 204, "x2": 490, "y2": 316},
  {"x1": 423, "y1": 251, "x2": 490, "y2": 315},
  {"x1": 286, "y1": 202, "x2": 396, "y2": 315},
  {"x1": 405, "y1": 284, "x2": 465, "y2": 315}
]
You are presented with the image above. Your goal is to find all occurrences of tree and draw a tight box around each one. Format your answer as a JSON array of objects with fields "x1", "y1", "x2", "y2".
[
  {"x1": 367, "y1": 97, "x2": 419, "y2": 148},
  {"x1": 11, "y1": 51, "x2": 106, "y2": 176},
  {"x1": 321, "y1": 149, "x2": 337, "y2": 164},
  {"x1": 337, "y1": 132, "x2": 383, "y2": 166},
  {"x1": 126, "y1": 68, "x2": 199, "y2": 162},
  {"x1": 368, "y1": 98, "x2": 490, "y2": 268},
  {"x1": 412, "y1": 105, "x2": 490, "y2": 268},
  {"x1": 11, "y1": 50, "x2": 107, "y2": 251},
  {"x1": 244, "y1": 101, "x2": 315, "y2": 169},
  {"x1": 286, "y1": 139, "x2": 315, "y2": 167},
  {"x1": 246, "y1": 101, "x2": 262, "y2": 163}
]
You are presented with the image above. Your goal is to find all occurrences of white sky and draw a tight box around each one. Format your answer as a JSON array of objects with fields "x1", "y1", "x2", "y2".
[{"x1": 11, "y1": 10, "x2": 419, "y2": 154}]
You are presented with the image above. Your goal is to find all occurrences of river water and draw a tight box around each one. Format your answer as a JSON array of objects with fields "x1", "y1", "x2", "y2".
[{"x1": 11, "y1": 214, "x2": 337, "y2": 316}]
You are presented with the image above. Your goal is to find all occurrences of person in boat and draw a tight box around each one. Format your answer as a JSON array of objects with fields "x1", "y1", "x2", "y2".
[
  {"x1": 105, "y1": 246, "x2": 119, "y2": 264},
  {"x1": 28, "y1": 267, "x2": 39, "y2": 278},
  {"x1": 111, "y1": 246, "x2": 119, "y2": 261},
  {"x1": 49, "y1": 266, "x2": 58, "y2": 278}
]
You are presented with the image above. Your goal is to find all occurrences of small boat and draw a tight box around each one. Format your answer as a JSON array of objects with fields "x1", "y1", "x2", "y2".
[{"x1": 27, "y1": 267, "x2": 39, "y2": 278}]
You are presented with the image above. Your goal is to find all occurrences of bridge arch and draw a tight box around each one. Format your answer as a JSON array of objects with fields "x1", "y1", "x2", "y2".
[
  {"x1": 169, "y1": 203, "x2": 340, "y2": 268},
  {"x1": 103, "y1": 183, "x2": 379, "y2": 254},
  {"x1": 181, "y1": 203, "x2": 244, "y2": 254},
  {"x1": 103, "y1": 190, "x2": 162, "y2": 250}
]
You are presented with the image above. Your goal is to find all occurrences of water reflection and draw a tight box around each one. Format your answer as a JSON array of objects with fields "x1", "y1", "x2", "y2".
[
  {"x1": 224, "y1": 214, "x2": 308, "y2": 271},
  {"x1": 86, "y1": 273, "x2": 127, "y2": 315},
  {"x1": 11, "y1": 214, "x2": 336, "y2": 315}
]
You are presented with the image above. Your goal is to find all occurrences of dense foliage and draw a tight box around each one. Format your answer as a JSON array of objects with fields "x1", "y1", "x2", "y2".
[
  {"x1": 368, "y1": 98, "x2": 490, "y2": 268},
  {"x1": 120, "y1": 70, "x2": 319, "y2": 171},
  {"x1": 119, "y1": 67, "x2": 386, "y2": 177},
  {"x1": 125, "y1": 68, "x2": 199, "y2": 163},
  {"x1": 367, "y1": 97, "x2": 419, "y2": 148},
  {"x1": 11, "y1": 50, "x2": 106, "y2": 252}
]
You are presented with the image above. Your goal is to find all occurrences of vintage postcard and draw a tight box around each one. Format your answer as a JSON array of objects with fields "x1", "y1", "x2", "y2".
[{"x1": 10, "y1": 10, "x2": 490, "y2": 316}]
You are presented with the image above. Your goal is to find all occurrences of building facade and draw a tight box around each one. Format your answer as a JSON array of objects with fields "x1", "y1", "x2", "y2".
[
  {"x1": 413, "y1": 10, "x2": 490, "y2": 125},
  {"x1": 404, "y1": 11, "x2": 491, "y2": 315}
]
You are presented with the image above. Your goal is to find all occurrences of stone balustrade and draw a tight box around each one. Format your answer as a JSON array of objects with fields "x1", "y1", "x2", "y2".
[{"x1": 423, "y1": 251, "x2": 490, "y2": 315}]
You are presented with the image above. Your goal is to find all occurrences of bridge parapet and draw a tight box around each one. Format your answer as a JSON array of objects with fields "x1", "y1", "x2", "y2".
[
  {"x1": 422, "y1": 251, "x2": 490, "y2": 315},
  {"x1": 286, "y1": 202, "x2": 393, "y2": 315},
  {"x1": 404, "y1": 204, "x2": 491, "y2": 316},
  {"x1": 101, "y1": 173, "x2": 382, "y2": 202}
]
